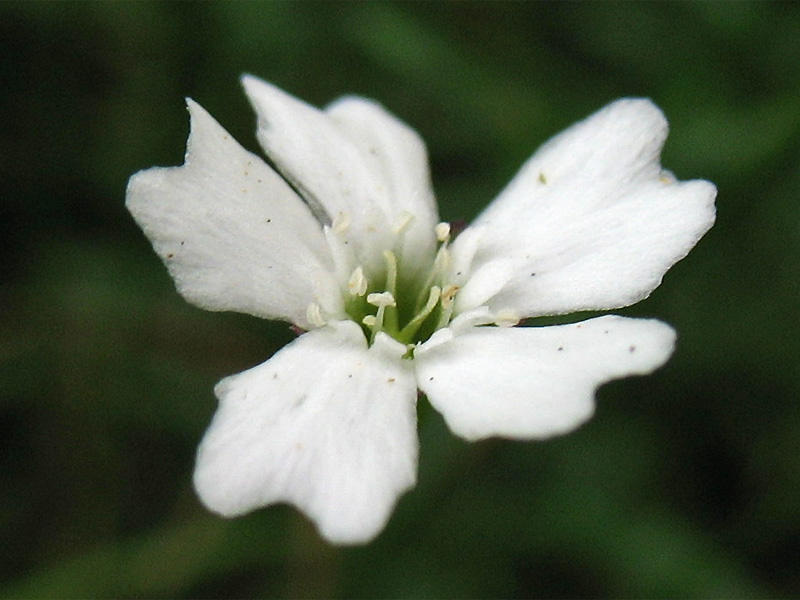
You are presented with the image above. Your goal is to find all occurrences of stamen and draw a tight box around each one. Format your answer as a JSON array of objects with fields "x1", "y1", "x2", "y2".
[
  {"x1": 367, "y1": 293, "x2": 396, "y2": 344},
  {"x1": 494, "y1": 310, "x2": 520, "y2": 327},
  {"x1": 440, "y1": 285, "x2": 460, "y2": 308},
  {"x1": 415, "y1": 243, "x2": 451, "y2": 312},
  {"x1": 338, "y1": 219, "x2": 466, "y2": 346},
  {"x1": 435, "y1": 222, "x2": 451, "y2": 243},
  {"x1": 306, "y1": 303, "x2": 326, "y2": 328},
  {"x1": 399, "y1": 286, "x2": 441, "y2": 342},
  {"x1": 436, "y1": 285, "x2": 460, "y2": 329},
  {"x1": 332, "y1": 211, "x2": 351, "y2": 234},
  {"x1": 383, "y1": 251, "x2": 398, "y2": 296},
  {"x1": 367, "y1": 292, "x2": 396, "y2": 308},
  {"x1": 347, "y1": 266, "x2": 368, "y2": 297},
  {"x1": 392, "y1": 211, "x2": 415, "y2": 235},
  {"x1": 434, "y1": 244, "x2": 451, "y2": 271},
  {"x1": 381, "y1": 250, "x2": 399, "y2": 333}
]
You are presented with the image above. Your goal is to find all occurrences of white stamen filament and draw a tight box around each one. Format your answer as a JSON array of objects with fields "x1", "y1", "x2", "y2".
[
  {"x1": 433, "y1": 244, "x2": 450, "y2": 272},
  {"x1": 399, "y1": 286, "x2": 441, "y2": 341},
  {"x1": 381, "y1": 250, "x2": 400, "y2": 333},
  {"x1": 383, "y1": 250, "x2": 398, "y2": 296},
  {"x1": 392, "y1": 211, "x2": 415, "y2": 235},
  {"x1": 415, "y1": 243, "x2": 451, "y2": 313},
  {"x1": 367, "y1": 293, "x2": 396, "y2": 344}
]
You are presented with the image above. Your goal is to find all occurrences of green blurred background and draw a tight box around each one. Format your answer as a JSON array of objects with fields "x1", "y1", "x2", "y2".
[{"x1": 2, "y1": 1, "x2": 800, "y2": 597}]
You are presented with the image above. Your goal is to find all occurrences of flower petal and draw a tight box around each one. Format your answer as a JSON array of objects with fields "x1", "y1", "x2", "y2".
[
  {"x1": 126, "y1": 100, "x2": 342, "y2": 328},
  {"x1": 193, "y1": 321, "x2": 418, "y2": 545},
  {"x1": 415, "y1": 315, "x2": 675, "y2": 441},
  {"x1": 241, "y1": 75, "x2": 438, "y2": 277},
  {"x1": 326, "y1": 96, "x2": 439, "y2": 280},
  {"x1": 451, "y1": 99, "x2": 716, "y2": 318}
]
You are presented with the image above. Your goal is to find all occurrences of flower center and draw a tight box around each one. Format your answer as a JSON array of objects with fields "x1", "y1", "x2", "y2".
[{"x1": 307, "y1": 216, "x2": 460, "y2": 350}]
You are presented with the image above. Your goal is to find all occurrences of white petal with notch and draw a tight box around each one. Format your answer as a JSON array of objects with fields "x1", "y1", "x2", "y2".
[
  {"x1": 242, "y1": 75, "x2": 438, "y2": 276},
  {"x1": 193, "y1": 321, "x2": 418, "y2": 545},
  {"x1": 416, "y1": 315, "x2": 675, "y2": 441},
  {"x1": 452, "y1": 99, "x2": 716, "y2": 318},
  {"x1": 126, "y1": 100, "x2": 341, "y2": 328}
]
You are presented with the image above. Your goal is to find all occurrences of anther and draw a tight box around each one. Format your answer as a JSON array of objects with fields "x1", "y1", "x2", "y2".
[
  {"x1": 440, "y1": 285, "x2": 460, "y2": 308},
  {"x1": 367, "y1": 292, "x2": 396, "y2": 344},
  {"x1": 494, "y1": 310, "x2": 520, "y2": 328},
  {"x1": 332, "y1": 211, "x2": 352, "y2": 234},
  {"x1": 435, "y1": 222, "x2": 451, "y2": 243},
  {"x1": 306, "y1": 303, "x2": 326, "y2": 328},
  {"x1": 347, "y1": 266, "x2": 368, "y2": 297},
  {"x1": 367, "y1": 292, "x2": 396, "y2": 308},
  {"x1": 436, "y1": 285, "x2": 460, "y2": 329}
]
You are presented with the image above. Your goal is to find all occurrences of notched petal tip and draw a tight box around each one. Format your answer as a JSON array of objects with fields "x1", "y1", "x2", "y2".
[
  {"x1": 565, "y1": 97, "x2": 670, "y2": 167},
  {"x1": 240, "y1": 74, "x2": 302, "y2": 123},
  {"x1": 183, "y1": 100, "x2": 229, "y2": 153},
  {"x1": 126, "y1": 91, "x2": 342, "y2": 327}
]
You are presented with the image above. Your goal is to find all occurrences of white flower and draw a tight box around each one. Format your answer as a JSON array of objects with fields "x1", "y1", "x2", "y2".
[{"x1": 126, "y1": 75, "x2": 716, "y2": 544}]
